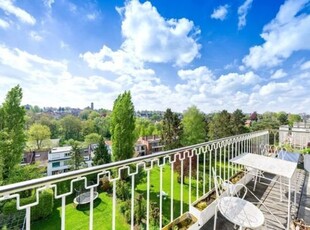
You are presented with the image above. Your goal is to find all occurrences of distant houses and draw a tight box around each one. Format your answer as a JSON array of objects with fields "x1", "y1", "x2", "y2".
[{"x1": 22, "y1": 135, "x2": 165, "y2": 176}]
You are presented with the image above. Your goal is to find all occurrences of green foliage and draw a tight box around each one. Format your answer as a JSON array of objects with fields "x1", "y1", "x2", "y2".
[
  {"x1": 81, "y1": 119, "x2": 96, "y2": 137},
  {"x1": 38, "y1": 114, "x2": 60, "y2": 139},
  {"x1": 84, "y1": 133, "x2": 101, "y2": 146},
  {"x1": 94, "y1": 116, "x2": 111, "y2": 138},
  {"x1": 116, "y1": 180, "x2": 131, "y2": 201},
  {"x1": 110, "y1": 91, "x2": 136, "y2": 161},
  {"x1": 277, "y1": 112, "x2": 288, "y2": 125},
  {"x1": 60, "y1": 115, "x2": 82, "y2": 140},
  {"x1": 69, "y1": 141, "x2": 85, "y2": 170},
  {"x1": 288, "y1": 114, "x2": 302, "y2": 127},
  {"x1": 302, "y1": 148, "x2": 310, "y2": 154},
  {"x1": 135, "y1": 118, "x2": 159, "y2": 138},
  {"x1": 208, "y1": 110, "x2": 232, "y2": 140},
  {"x1": 88, "y1": 111, "x2": 100, "y2": 120},
  {"x1": 161, "y1": 108, "x2": 183, "y2": 150},
  {"x1": 230, "y1": 109, "x2": 247, "y2": 135},
  {"x1": 181, "y1": 106, "x2": 206, "y2": 146},
  {"x1": 0, "y1": 85, "x2": 26, "y2": 182},
  {"x1": 79, "y1": 109, "x2": 92, "y2": 120},
  {"x1": 6, "y1": 164, "x2": 44, "y2": 196},
  {"x1": 28, "y1": 123, "x2": 51, "y2": 150},
  {"x1": 3, "y1": 189, "x2": 54, "y2": 221},
  {"x1": 93, "y1": 136, "x2": 111, "y2": 165}
]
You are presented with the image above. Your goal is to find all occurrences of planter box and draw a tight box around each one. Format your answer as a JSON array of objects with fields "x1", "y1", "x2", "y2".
[
  {"x1": 162, "y1": 212, "x2": 198, "y2": 230},
  {"x1": 304, "y1": 155, "x2": 310, "y2": 173},
  {"x1": 189, "y1": 171, "x2": 254, "y2": 226}
]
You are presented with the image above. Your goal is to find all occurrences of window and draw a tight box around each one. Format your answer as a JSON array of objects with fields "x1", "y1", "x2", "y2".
[
  {"x1": 52, "y1": 162, "x2": 60, "y2": 168},
  {"x1": 65, "y1": 152, "x2": 71, "y2": 157}
]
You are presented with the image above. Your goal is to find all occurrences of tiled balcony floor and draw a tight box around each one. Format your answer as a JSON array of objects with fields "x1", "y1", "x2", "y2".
[{"x1": 200, "y1": 169, "x2": 307, "y2": 230}]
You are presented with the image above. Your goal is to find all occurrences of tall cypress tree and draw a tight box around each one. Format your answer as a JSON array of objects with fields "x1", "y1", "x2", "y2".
[
  {"x1": 0, "y1": 85, "x2": 26, "y2": 183},
  {"x1": 161, "y1": 108, "x2": 182, "y2": 150},
  {"x1": 110, "y1": 91, "x2": 135, "y2": 161},
  {"x1": 93, "y1": 136, "x2": 110, "y2": 165}
]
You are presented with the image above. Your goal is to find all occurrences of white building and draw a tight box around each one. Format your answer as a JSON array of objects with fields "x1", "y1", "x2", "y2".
[{"x1": 47, "y1": 146, "x2": 92, "y2": 176}]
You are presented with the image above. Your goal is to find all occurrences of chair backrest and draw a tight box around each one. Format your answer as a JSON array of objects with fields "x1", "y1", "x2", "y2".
[
  {"x1": 212, "y1": 168, "x2": 232, "y2": 198},
  {"x1": 278, "y1": 150, "x2": 300, "y2": 163}
]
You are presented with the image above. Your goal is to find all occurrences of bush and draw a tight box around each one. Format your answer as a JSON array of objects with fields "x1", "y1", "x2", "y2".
[
  {"x1": 99, "y1": 176, "x2": 111, "y2": 192},
  {"x1": 3, "y1": 189, "x2": 54, "y2": 221},
  {"x1": 116, "y1": 180, "x2": 131, "y2": 201}
]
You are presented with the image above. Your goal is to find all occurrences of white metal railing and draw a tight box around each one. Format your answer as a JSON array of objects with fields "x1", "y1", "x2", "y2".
[
  {"x1": 279, "y1": 127, "x2": 310, "y2": 150},
  {"x1": 0, "y1": 131, "x2": 270, "y2": 230}
]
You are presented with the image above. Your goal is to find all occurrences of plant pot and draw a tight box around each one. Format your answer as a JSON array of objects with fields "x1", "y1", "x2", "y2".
[
  {"x1": 162, "y1": 212, "x2": 198, "y2": 230},
  {"x1": 304, "y1": 154, "x2": 310, "y2": 173},
  {"x1": 189, "y1": 189, "x2": 217, "y2": 226},
  {"x1": 189, "y1": 171, "x2": 254, "y2": 226}
]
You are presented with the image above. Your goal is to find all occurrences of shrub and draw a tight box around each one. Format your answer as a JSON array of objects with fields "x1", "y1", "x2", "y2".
[
  {"x1": 116, "y1": 180, "x2": 131, "y2": 201},
  {"x1": 99, "y1": 176, "x2": 111, "y2": 192},
  {"x1": 3, "y1": 189, "x2": 54, "y2": 221}
]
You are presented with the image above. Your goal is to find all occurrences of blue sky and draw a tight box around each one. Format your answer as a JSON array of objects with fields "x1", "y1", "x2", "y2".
[{"x1": 0, "y1": 0, "x2": 309, "y2": 113}]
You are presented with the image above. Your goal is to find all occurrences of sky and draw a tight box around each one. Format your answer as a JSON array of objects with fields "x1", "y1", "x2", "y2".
[{"x1": 0, "y1": 0, "x2": 309, "y2": 114}]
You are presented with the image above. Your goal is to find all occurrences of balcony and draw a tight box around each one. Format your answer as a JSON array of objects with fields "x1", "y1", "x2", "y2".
[{"x1": 0, "y1": 130, "x2": 309, "y2": 230}]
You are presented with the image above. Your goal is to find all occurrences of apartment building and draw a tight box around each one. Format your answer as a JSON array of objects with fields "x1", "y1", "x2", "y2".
[{"x1": 47, "y1": 146, "x2": 92, "y2": 176}]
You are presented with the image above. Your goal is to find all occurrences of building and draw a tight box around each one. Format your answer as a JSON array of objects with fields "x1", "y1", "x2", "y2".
[
  {"x1": 47, "y1": 146, "x2": 92, "y2": 176},
  {"x1": 138, "y1": 135, "x2": 164, "y2": 155}
]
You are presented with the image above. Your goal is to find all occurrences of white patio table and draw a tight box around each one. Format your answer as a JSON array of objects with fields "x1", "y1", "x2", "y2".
[{"x1": 229, "y1": 153, "x2": 297, "y2": 230}]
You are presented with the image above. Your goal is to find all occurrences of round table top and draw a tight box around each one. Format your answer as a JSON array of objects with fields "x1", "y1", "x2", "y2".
[{"x1": 218, "y1": 196, "x2": 265, "y2": 228}]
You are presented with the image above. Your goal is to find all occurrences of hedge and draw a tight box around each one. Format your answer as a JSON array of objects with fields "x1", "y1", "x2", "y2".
[{"x1": 3, "y1": 189, "x2": 54, "y2": 221}]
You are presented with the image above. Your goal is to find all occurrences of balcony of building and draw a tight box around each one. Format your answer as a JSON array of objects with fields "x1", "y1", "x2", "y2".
[{"x1": 0, "y1": 130, "x2": 309, "y2": 230}]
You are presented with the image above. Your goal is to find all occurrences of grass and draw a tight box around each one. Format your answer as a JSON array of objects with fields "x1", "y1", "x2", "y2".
[
  {"x1": 31, "y1": 161, "x2": 235, "y2": 229},
  {"x1": 32, "y1": 193, "x2": 129, "y2": 230}
]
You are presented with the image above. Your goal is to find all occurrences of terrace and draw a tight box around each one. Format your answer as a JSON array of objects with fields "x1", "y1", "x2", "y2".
[{"x1": 0, "y1": 130, "x2": 309, "y2": 230}]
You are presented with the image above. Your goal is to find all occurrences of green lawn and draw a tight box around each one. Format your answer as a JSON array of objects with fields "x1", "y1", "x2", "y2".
[
  {"x1": 32, "y1": 193, "x2": 129, "y2": 230},
  {"x1": 31, "y1": 162, "x2": 233, "y2": 229}
]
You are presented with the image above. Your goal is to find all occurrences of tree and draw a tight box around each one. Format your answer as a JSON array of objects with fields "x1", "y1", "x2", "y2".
[
  {"x1": 93, "y1": 136, "x2": 111, "y2": 165},
  {"x1": 277, "y1": 112, "x2": 288, "y2": 125},
  {"x1": 110, "y1": 91, "x2": 136, "y2": 162},
  {"x1": 208, "y1": 110, "x2": 232, "y2": 140},
  {"x1": 84, "y1": 133, "x2": 101, "y2": 146},
  {"x1": 28, "y1": 124, "x2": 51, "y2": 149},
  {"x1": 60, "y1": 115, "x2": 82, "y2": 140},
  {"x1": 69, "y1": 141, "x2": 84, "y2": 170},
  {"x1": 0, "y1": 85, "x2": 26, "y2": 183},
  {"x1": 181, "y1": 106, "x2": 206, "y2": 146},
  {"x1": 94, "y1": 116, "x2": 111, "y2": 138},
  {"x1": 230, "y1": 109, "x2": 247, "y2": 135},
  {"x1": 161, "y1": 108, "x2": 182, "y2": 150},
  {"x1": 249, "y1": 111, "x2": 258, "y2": 121},
  {"x1": 288, "y1": 114, "x2": 301, "y2": 127},
  {"x1": 38, "y1": 114, "x2": 60, "y2": 138}
]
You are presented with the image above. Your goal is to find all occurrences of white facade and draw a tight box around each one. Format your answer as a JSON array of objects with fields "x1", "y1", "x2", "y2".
[{"x1": 47, "y1": 146, "x2": 92, "y2": 176}]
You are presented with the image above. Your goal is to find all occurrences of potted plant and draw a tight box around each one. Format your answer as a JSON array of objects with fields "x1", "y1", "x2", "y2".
[
  {"x1": 162, "y1": 212, "x2": 198, "y2": 230},
  {"x1": 302, "y1": 147, "x2": 310, "y2": 172}
]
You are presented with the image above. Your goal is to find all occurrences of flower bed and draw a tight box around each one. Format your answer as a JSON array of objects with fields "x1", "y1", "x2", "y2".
[
  {"x1": 189, "y1": 170, "x2": 253, "y2": 226},
  {"x1": 162, "y1": 212, "x2": 198, "y2": 230}
]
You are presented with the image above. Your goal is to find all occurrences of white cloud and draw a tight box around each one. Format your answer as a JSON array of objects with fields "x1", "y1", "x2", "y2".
[
  {"x1": 238, "y1": 0, "x2": 253, "y2": 30},
  {"x1": 29, "y1": 31, "x2": 43, "y2": 41},
  {"x1": 301, "y1": 60, "x2": 310, "y2": 70},
  {"x1": 81, "y1": 0, "x2": 201, "y2": 107},
  {"x1": 0, "y1": 0, "x2": 36, "y2": 25},
  {"x1": 86, "y1": 13, "x2": 97, "y2": 21},
  {"x1": 243, "y1": 0, "x2": 310, "y2": 69},
  {"x1": 270, "y1": 69, "x2": 287, "y2": 79},
  {"x1": 0, "y1": 44, "x2": 122, "y2": 109},
  {"x1": 60, "y1": 41, "x2": 69, "y2": 49},
  {"x1": 118, "y1": 0, "x2": 200, "y2": 66},
  {"x1": 0, "y1": 18, "x2": 9, "y2": 28},
  {"x1": 211, "y1": 5, "x2": 229, "y2": 21},
  {"x1": 43, "y1": 0, "x2": 55, "y2": 8}
]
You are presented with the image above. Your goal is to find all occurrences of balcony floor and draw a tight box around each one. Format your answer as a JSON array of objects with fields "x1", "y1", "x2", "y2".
[{"x1": 200, "y1": 169, "x2": 309, "y2": 230}]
